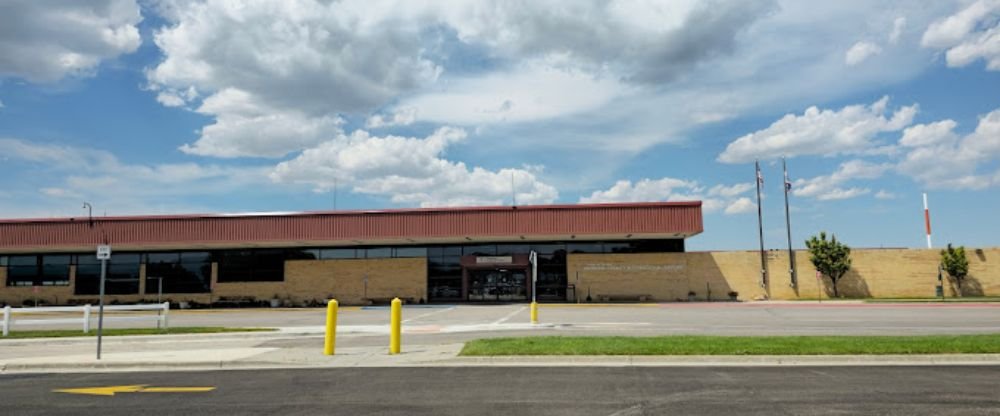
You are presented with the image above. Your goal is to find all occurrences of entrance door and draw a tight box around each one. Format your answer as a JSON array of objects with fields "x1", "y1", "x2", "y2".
[{"x1": 467, "y1": 269, "x2": 528, "y2": 302}]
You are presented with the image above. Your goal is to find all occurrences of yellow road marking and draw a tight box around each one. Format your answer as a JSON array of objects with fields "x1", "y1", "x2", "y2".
[
  {"x1": 54, "y1": 385, "x2": 215, "y2": 396},
  {"x1": 140, "y1": 387, "x2": 216, "y2": 393}
]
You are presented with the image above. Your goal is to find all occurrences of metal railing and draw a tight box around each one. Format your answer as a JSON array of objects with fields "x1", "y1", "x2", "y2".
[{"x1": 1, "y1": 302, "x2": 169, "y2": 337}]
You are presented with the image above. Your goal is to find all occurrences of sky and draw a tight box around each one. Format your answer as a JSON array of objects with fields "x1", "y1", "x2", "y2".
[{"x1": 0, "y1": 0, "x2": 998, "y2": 251}]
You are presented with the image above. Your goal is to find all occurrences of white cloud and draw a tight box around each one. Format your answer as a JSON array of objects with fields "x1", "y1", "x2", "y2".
[
  {"x1": 40, "y1": 187, "x2": 82, "y2": 199},
  {"x1": 724, "y1": 197, "x2": 756, "y2": 214},
  {"x1": 144, "y1": 0, "x2": 780, "y2": 158},
  {"x1": 708, "y1": 183, "x2": 755, "y2": 198},
  {"x1": 0, "y1": 137, "x2": 271, "y2": 217},
  {"x1": 889, "y1": 17, "x2": 907, "y2": 45},
  {"x1": 580, "y1": 177, "x2": 754, "y2": 215},
  {"x1": 845, "y1": 41, "x2": 883, "y2": 65},
  {"x1": 269, "y1": 127, "x2": 557, "y2": 207},
  {"x1": 179, "y1": 88, "x2": 345, "y2": 158},
  {"x1": 580, "y1": 178, "x2": 695, "y2": 204},
  {"x1": 398, "y1": 62, "x2": 628, "y2": 125},
  {"x1": 718, "y1": 96, "x2": 917, "y2": 163},
  {"x1": 156, "y1": 92, "x2": 186, "y2": 107},
  {"x1": 366, "y1": 107, "x2": 417, "y2": 129},
  {"x1": 900, "y1": 119, "x2": 959, "y2": 147},
  {"x1": 897, "y1": 108, "x2": 1000, "y2": 189},
  {"x1": 0, "y1": 0, "x2": 142, "y2": 82},
  {"x1": 816, "y1": 188, "x2": 870, "y2": 200},
  {"x1": 921, "y1": 0, "x2": 1000, "y2": 70},
  {"x1": 792, "y1": 159, "x2": 891, "y2": 200},
  {"x1": 874, "y1": 190, "x2": 896, "y2": 199}
]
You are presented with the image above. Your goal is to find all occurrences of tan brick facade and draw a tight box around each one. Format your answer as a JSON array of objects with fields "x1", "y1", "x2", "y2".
[
  {"x1": 214, "y1": 258, "x2": 427, "y2": 305},
  {"x1": 2, "y1": 248, "x2": 997, "y2": 305},
  {"x1": 1, "y1": 256, "x2": 426, "y2": 306},
  {"x1": 568, "y1": 248, "x2": 1000, "y2": 301}
]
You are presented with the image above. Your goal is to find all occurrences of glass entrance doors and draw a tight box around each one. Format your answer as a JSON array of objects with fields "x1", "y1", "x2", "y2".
[{"x1": 467, "y1": 268, "x2": 528, "y2": 301}]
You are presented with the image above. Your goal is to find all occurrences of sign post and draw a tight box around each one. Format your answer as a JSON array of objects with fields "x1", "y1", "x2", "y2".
[{"x1": 96, "y1": 244, "x2": 111, "y2": 360}]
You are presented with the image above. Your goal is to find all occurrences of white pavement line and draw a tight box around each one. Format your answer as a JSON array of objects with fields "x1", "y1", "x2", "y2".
[
  {"x1": 492, "y1": 306, "x2": 527, "y2": 325},
  {"x1": 403, "y1": 307, "x2": 455, "y2": 324}
]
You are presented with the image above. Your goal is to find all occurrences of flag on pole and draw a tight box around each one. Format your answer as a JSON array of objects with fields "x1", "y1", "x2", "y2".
[
  {"x1": 784, "y1": 169, "x2": 792, "y2": 191},
  {"x1": 756, "y1": 164, "x2": 764, "y2": 185}
]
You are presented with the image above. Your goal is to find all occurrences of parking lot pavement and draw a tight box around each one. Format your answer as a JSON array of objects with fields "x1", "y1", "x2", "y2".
[
  {"x1": 1, "y1": 302, "x2": 999, "y2": 372},
  {"x1": 4, "y1": 302, "x2": 1000, "y2": 338}
]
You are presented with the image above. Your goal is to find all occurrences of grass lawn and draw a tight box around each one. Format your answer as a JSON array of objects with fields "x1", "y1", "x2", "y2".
[
  {"x1": 1, "y1": 327, "x2": 275, "y2": 339},
  {"x1": 460, "y1": 334, "x2": 1000, "y2": 356}
]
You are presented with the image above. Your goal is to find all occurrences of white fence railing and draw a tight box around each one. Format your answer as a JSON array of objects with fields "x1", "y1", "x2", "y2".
[{"x1": 1, "y1": 302, "x2": 169, "y2": 337}]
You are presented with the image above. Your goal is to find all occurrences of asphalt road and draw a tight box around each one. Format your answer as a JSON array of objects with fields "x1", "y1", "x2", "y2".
[{"x1": 4, "y1": 366, "x2": 999, "y2": 415}]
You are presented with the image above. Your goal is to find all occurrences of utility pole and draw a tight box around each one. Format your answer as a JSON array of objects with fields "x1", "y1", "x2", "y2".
[
  {"x1": 755, "y1": 160, "x2": 768, "y2": 288},
  {"x1": 783, "y1": 158, "x2": 797, "y2": 288}
]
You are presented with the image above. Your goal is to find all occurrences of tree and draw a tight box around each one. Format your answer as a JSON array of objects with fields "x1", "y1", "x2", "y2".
[
  {"x1": 805, "y1": 232, "x2": 852, "y2": 298},
  {"x1": 940, "y1": 244, "x2": 969, "y2": 295}
]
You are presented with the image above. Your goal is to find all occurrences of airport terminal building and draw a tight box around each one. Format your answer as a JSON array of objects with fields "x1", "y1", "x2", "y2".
[{"x1": 0, "y1": 202, "x2": 704, "y2": 306}]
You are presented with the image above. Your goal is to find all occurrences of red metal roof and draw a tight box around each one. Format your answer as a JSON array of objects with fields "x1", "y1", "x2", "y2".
[{"x1": 0, "y1": 202, "x2": 703, "y2": 252}]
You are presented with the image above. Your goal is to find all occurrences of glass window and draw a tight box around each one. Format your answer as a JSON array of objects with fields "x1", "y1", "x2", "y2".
[
  {"x1": 630, "y1": 239, "x2": 684, "y2": 253},
  {"x1": 146, "y1": 251, "x2": 211, "y2": 294},
  {"x1": 496, "y1": 244, "x2": 530, "y2": 256},
  {"x1": 0, "y1": 256, "x2": 6, "y2": 266},
  {"x1": 320, "y1": 248, "x2": 358, "y2": 259},
  {"x1": 41, "y1": 255, "x2": 71, "y2": 286},
  {"x1": 217, "y1": 249, "x2": 285, "y2": 282},
  {"x1": 364, "y1": 247, "x2": 392, "y2": 259},
  {"x1": 602, "y1": 242, "x2": 633, "y2": 253},
  {"x1": 6, "y1": 255, "x2": 40, "y2": 287},
  {"x1": 530, "y1": 243, "x2": 565, "y2": 255},
  {"x1": 285, "y1": 249, "x2": 317, "y2": 260},
  {"x1": 428, "y1": 255, "x2": 461, "y2": 267},
  {"x1": 393, "y1": 247, "x2": 427, "y2": 258},
  {"x1": 75, "y1": 253, "x2": 140, "y2": 295},
  {"x1": 463, "y1": 245, "x2": 496, "y2": 256},
  {"x1": 9, "y1": 255, "x2": 38, "y2": 267},
  {"x1": 5, "y1": 255, "x2": 70, "y2": 287},
  {"x1": 567, "y1": 243, "x2": 603, "y2": 253},
  {"x1": 441, "y1": 246, "x2": 462, "y2": 256},
  {"x1": 428, "y1": 277, "x2": 462, "y2": 300}
]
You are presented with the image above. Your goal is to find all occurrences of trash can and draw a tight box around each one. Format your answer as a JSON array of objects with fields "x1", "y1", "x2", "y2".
[{"x1": 935, "y1": 285, "x2": 944, "y2": 298}]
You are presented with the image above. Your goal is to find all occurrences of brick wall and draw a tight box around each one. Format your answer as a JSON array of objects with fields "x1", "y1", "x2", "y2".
[
  {"x1": 2, "y1": 248, "x2": 996, "y2": 305},
  {"x1": 568, "y1": 248, "x2": 1000, "y2": 301}
]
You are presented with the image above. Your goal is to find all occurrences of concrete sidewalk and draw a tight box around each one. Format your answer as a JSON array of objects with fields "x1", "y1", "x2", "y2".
[{"x1": 3, "y1": 330, "x2": 1000, "y2": 373}]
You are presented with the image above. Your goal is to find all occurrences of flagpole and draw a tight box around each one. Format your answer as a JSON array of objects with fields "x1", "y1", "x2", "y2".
[
  {"x1": 783, "y1": 157, "x2": 797, "y2": 288},
  {"x1": 755, "y1": 160, "x2": 768, "y2": 288}
]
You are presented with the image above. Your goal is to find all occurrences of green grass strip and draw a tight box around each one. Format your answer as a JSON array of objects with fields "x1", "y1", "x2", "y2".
[
  {"x1": 460, "y1": 334, "x2": 1000, "y2": 356},
  {"x1": 1, "y1": 327, "x2": 275, "y2": 339}
]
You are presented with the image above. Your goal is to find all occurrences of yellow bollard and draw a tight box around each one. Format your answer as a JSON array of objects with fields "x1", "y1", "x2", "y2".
[
  {"x1": 530, "y1": 301, "x2": 538, "y2": 324},
  {"x1": 389, "y1": 297, "x2": 402, "y2": 354},
  {"x1": 324, "y1": 299, "x2": 338, "y2": 355}
]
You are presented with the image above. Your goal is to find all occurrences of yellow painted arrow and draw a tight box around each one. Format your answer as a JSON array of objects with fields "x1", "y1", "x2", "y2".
[{"x1": 54, "y1": 385, "x2": 215, "y2": 396}]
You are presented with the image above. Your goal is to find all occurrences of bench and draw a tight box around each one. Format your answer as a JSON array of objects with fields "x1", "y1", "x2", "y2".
[{"x1": 596, "y1": 294, "x2": 652, "y2": 302}]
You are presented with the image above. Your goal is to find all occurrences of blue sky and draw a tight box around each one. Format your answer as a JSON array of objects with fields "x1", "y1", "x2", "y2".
[{"x1": 1, "y1": 0, "x2": 998, "y2": 251}]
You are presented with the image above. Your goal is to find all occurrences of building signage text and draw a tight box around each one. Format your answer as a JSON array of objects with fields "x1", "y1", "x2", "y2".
[{"x1": 476, "y1": 256, "x2": 514, "y2": 264}]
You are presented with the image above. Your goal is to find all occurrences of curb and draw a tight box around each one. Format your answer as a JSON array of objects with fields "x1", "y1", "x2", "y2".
[{"x1": 4, "y1": 354, "x2": 1000, "y2": 374}]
